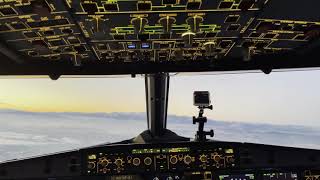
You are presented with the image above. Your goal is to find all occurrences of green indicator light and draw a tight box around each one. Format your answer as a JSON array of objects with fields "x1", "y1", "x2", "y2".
[
  {"x1": 132, "y1": 148, "x2": 161, "y2": 154},
  {"x1": 162, "y1": 147, "x2": 190, "y2": 153}
]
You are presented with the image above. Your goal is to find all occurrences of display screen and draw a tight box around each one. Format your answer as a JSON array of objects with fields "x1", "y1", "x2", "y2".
[
  {"x1": 263, "y1": 172, "x2": 298, "y2": 180},
  {"x1": 132, "y1": 148, "x2": 161, "y2": 154},
  {"x1": 219, "y1": 174, "x2": 255, "y2": 180},
  {"x1": 162, "y1": 147, "x2": 190, "y2": 153},
  {"x1": 132, "y1": 147, "x2": 190, "y2": 154}
]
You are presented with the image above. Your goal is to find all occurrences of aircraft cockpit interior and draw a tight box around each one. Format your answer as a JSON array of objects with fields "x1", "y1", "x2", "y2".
[{"x1": 0, "y1": 0, "x2": 319, "y2": 179}]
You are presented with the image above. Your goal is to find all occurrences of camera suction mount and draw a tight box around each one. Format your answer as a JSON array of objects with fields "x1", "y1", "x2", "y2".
[{"x1": 193, "y1": 91, "x2": 214, "y2": 142}]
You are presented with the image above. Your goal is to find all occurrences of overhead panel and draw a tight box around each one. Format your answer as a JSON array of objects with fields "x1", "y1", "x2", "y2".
[{"x1": 0, "y1": 0, "x2": 319, "y2": 74}]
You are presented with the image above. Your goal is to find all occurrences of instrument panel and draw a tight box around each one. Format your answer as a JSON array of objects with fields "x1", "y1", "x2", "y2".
[
  {"x1": 84, "y1": 143, "x2": 236, "y2": 175},
  {"x1": 0, "y1": 0, "x2": 319, "y2": 66},
  {"x1": 1, "y1": 141, "x2": 320, "y2": 180}
]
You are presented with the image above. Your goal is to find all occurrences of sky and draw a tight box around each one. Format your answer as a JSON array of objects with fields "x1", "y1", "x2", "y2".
[{"x1": 0, "y1": 70, "x2": 319, "y2": 126}]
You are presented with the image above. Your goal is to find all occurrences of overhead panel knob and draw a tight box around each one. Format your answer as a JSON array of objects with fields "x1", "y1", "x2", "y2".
[
  {"x1": 186, "y1": 16, "x2": 203, "y2": 33},
  {"x1": 159, "y1": 16, "x2": 176, "y2": 34},
  {"x1": 131, "y1": 17, "x2": 148, "y2": 34},
  {"x1": 203, "y1": 41, "x2": 216, "y2": 56},
  {"x1": 182, "y1": 32, "x2": 196, "y2": 47}
]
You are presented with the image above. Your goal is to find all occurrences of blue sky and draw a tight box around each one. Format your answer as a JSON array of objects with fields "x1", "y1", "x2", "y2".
[{"x1": 0, "y1": 70, "x2": 319, "y2": 126}]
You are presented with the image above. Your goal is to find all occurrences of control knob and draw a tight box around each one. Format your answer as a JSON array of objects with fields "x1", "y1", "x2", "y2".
[
  {"x1": 114, "y1": 158, "x2": 124, "y2": 167},
  {"x1": 199, "y1": 154, "x2": 208, "y2": 163},
  {"x1": 144, "y1": 157, "x2": 152, "y2": 166},
  {"x1": 184, "y1": 155, "x2": 192, "y2": 165},
  {"x1": 186, "y1": 16, "x2": 203, "y2": 33},
  {"x1": 159, "y1": 16, "x2": 176, "y2": 34},
  {"x1": 98, "y1": 158, "x2": 111, "y2": 167},
  {"x1": 170, "y1": 155, "x2": 178, "y2": 165},
  {"x1": 133, "y1": 158, "x2": 141, "y2": 166},
  {"x1": 182, "y1": 32, "x2": 195, "y2": 47},
  {"x1": 131, "y1": 17, "x2": 148, "y2": 34}
]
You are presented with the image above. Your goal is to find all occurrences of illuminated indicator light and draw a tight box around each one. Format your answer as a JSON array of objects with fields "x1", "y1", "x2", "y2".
[
  {"x1": 141, "y1": 43, "x2": 150, "y2": 49},
  {"x1": 88, "y1": 154, "x2": 97, "y2": 160},
  {"x1": 0, "y1": 7, "x2": 17, "y2": 15},
  {"x1": 104, "y1": 3, "x2": 119, "y2": 11},
  {"x1": 137, "y1": 1, "x2": 152, "y2": 11},
  {"x1": 162, "y1": 147, "x2": 190, "y2": 153},
  {"x1": 219, "y1": 1, "x2": 234, "y2": 9},
  {"x1": 225, "y1": 149, "x2": 234, "y2": 154},
  {"x1": 132, "y1": 148, "x2": 161, "y2": 154},
  {"x1": 127, "y1": 44, "x2": 136, "y2": 49}
]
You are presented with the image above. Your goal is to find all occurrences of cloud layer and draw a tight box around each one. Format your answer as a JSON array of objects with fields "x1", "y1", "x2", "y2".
[{"x1": 0, "y1": 109, "x2": 319, "y2": 162}]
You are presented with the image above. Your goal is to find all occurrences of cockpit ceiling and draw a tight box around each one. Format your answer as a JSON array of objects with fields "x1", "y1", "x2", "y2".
[{"x1": 0, "y1": 0, "x2": 319, "y2": 76}]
